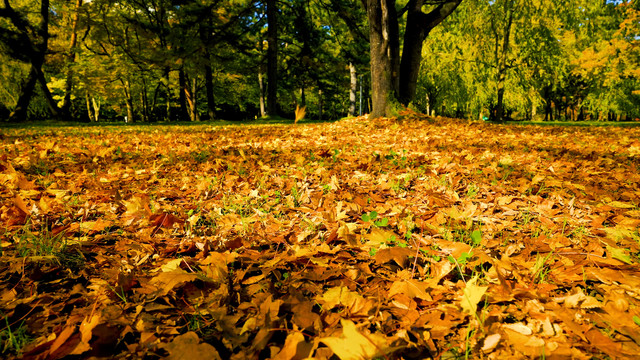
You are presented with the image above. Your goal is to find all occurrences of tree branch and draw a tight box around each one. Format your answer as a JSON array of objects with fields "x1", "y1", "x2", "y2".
[{"x1": 421, "y1": 0, "x2": 463, "y2": 32}]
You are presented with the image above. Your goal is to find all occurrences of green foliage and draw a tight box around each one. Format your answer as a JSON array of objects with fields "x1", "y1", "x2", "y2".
[
  {"x1": 417, "y1": 0, "x2": 640, "y2": 121},
  {"x1": 1, "y1": 0, "x2": 639, "y2": 122}
]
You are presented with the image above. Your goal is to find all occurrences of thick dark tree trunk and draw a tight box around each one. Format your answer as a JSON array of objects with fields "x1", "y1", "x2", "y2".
[
  {"x1": 267, "y1": 0, "x2": 278, "y2": 116},
  {"x1": 4, "y1": 0, "x2": 62, "y2": 121},
  {"x1": 399, "y1": 1, "x2": 462, "y2": 105},
  {"x1": 9, "y1": 66, "x2": 38, "y2": 122},
  {"x1": 36, "y1": 67, "x2": 61, "y2": 118},
  {"x1": 364, "y1": 0, "x2": 463, "y2": 117},
  {"x1": 61, "y1": 0, "x2": 83, "y2": 118},
  {"x1": 366, "y1": 0, "x2": 400, "y2": 118}
]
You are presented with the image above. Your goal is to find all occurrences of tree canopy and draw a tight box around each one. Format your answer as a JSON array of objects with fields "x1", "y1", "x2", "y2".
[{"x1": 1, "y1": 0, "x2": 639, "y2": 122}]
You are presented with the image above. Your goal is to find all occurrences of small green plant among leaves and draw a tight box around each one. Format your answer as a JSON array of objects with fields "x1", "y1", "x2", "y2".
[
  {"x1": 361, "y1": 211, "x2": 389, "y2": 227},
  {"x1": 16, "y1": 223, "x2": 67, "y2": 258},
  {"x1": 448, "y1": 230, "x2": 483, "y2": 281},
  {"x1": 1, "y1": 315, "x2": 31, "y2": 356}
]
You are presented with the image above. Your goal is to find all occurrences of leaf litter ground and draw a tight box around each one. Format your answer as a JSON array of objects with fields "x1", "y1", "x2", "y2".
[{"x1": 1, "y1": 115, "x2": 640, "y2": 359}]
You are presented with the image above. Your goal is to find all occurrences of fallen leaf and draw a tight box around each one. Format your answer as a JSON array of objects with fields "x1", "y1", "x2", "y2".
[
  {"x1": 460, "y1": 275, "x2": 487, "y2": 315},
  {"x1": 161, "y1": 331, "x2": 222, "y2": 360},
  {"x1": 481, "y1": 333, "x2": 501, "y2": 353},
  {"x1": 320, "y1": 319, "x2": 393, "y2": 360}
]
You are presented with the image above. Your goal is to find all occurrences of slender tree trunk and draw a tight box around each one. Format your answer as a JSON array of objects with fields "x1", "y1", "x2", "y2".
[
  {"x1": 495, "y1": 1, "x2": 514, "y2": 122},
  {"x1": 141, "y1": 77, "x2": 150, "y2": 122},
  {"x1": 186, "y1": 76, "x2": 199, "y2": 121},
  {"x1": 267, "y1": 0, "x2": 278, "y2": 116},
  {"x1": 300, "y1": 87, "x2": 306, "y2": 106},
  {"x1": 121, "y1": 79, "x2": 134, "y2": 123},
  {"x1": 204, "y1": 60, "x2": 215, "y2": 120},
  {"x1": 258, "y1": 70, "x2": 266, "y2": 117},
  {"x1": 178, "y1": 68, "x2": 189, "y2": 121},
  {"x1": 318, "y1": 89, "x2": 323, "y2": 120},
  {"x1": 164, "y1": 69, "x2": 172, "y2": 121},
  {"x1": 62, "y1": 0, "x2": 83, "y2": 117},
  {"x1": 349, "y1": 62, "x2": 357, "y2": 116},
  {"x1": 92, "y1": 97, "x2": 101, "y2": 122},
  {"x1": 85, "y1": 92, "x2": 94, "y2": 122},
  {"x1": 125, "y1": 97, "x2": 133, "y2": 123},
  {"x1": 9, "y1": 66, "x2": 38, "y2": 122}
]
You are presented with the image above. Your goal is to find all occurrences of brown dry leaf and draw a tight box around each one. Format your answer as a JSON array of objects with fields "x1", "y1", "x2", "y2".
[
  {"x1": 272, "y1": 332, "x2": 312, "y2": 360},
  {"x1": 13, "y1": 194, "x2": 30, "y2": 216},
  {"x1": 200, "y1": 252, "x2": 232, "y2": 282},
  {"x1": 149, "y1": 270, "x2": 199, "y2": 296},
  {"x1": 70, "y1": 314, "x2": 102, "y2": 355},
  {"x1": 3, "y1": 117, "x2": 640, "y2": 360},
  {"x1": 388, "y1": 279, "x2": 433, "y2": 301},
  {"x1": 160, "y1": 331, "x2": 222, "y2": 360},
  {"x1": 316, "y1": 286, "x2": 373, "y2": 316}
]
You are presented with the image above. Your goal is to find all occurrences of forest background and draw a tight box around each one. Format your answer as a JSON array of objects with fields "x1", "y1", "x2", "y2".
[{"x1": 1, "y1": 0, "x2": 640, "y2": 123}]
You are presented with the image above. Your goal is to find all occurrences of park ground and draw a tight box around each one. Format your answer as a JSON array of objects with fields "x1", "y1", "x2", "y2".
[{"x1": 1, "y1": 113, "x2": 640, "y2": 359}]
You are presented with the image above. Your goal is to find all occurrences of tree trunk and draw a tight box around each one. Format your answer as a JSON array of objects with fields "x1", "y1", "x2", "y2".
[
  {"x1": 364, "y1": 0, "x2": 462, "y2": 117},
  {"x1": 92, "y1": 97, "x2": 101, "y2": 122},
  {"x1": 122, "y1": 79, "x2": 134, "y2": 122},
  {"x1": 495, "y1": 1, "x2": 514, "y2": 122},
  {"x1": 9, "y1": 66, "x2": 38, "y2": 122},
  {"x1": 34, "y1": 0, "x2": 61, "y2": 119},
  {"x1": 178, "y1": 68, "x2": 189, "y2": 121},
  {"x1": 366, "y1": 0, "x2": 400, "y2": 118},
  {"x1": 36, "y1": 68, "x2": 62, "y2": 118},
  {"x1": 399, "y1": 1, "x2": 463, "y2": 105},
  {"x1": 349, "y1": 62, "x2": 357, "y2": 116},
  {"x1": 61, "y1": 0, "x2": 83, "y2": 117},
  {"x1": 318, "y1": 89, "x2": 323, "y2": 120},
  {"x1": 164, "y1": 69, "x2": 172, "y2": 121},
  {"x1": 258, "y1": 69, "x2": 266, "y2": 117},
  {"x1": 141, "y1": 77, "x2": 150, "y2": 122},
  {"x1": 204, "y1": 60, "x2": 215, "y2": 120},
  {"x1": 85, "y1": 92, "x2": 94, "y2": 122},
  {"x1": 267, "y1": 0, "x2": 278, "y2": 116},
  {"x1": 3, "y1": 0, "x2": 62, "y2": 120},
  {"x1": 186, "y1": 76, "x2": 199, "y2": 121}
]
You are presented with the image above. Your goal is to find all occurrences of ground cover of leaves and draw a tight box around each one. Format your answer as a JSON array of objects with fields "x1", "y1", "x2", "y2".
[{"x1": 1, "y1": 114, "x2": 640, "y2": 359}]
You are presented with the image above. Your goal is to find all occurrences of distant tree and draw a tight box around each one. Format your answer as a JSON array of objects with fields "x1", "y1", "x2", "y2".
[{"x1": 0, "y1": 0, "x2": 61, "y2": 121}]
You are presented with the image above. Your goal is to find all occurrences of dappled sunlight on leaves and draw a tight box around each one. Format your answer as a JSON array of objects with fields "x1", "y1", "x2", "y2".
[{"x1": 1, "y1": 117, "x2": 640, "y2": 358}]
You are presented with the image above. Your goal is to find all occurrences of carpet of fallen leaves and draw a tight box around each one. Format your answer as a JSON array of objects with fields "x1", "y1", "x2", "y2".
[{"x1": 2, "y1": 114, "x2": 640, "y2": 359}]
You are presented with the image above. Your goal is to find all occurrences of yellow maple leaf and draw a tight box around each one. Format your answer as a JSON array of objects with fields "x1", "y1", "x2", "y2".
[
  {"x1": 320, "y1": 319, "x2": 392, "y2": 360},
  {"x1": 316, "y1": 287, "x2": 373, "y2": 316},
  {"x1": 460, "y1": 275, "x2": 488, "y2": 315}
]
